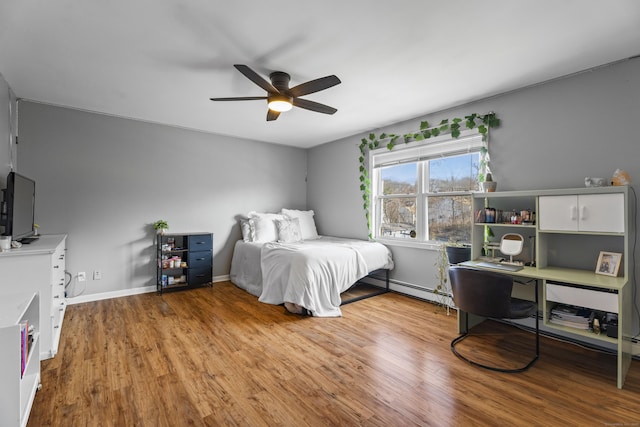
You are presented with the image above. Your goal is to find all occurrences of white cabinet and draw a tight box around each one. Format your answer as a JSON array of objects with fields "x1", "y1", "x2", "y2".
[
  {"x1": 0, "y1": 235, "x2": 67, "y2": 360},
  {"x1": 538, "y1": 193, "x2": 624, "y2": 233},
  {"x1": 0, "y1": 293, "x2": 40, "y2": 427}
]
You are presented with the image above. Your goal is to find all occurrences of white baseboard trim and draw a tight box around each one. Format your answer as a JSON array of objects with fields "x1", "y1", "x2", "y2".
[{"x1": 67, "y1": 274, "x2": 230, "y2": 305}]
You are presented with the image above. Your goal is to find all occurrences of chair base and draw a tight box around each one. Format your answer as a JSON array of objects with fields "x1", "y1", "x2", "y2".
[{"x1": 451, "y1": 316, "x2": 540, "y2": 373}]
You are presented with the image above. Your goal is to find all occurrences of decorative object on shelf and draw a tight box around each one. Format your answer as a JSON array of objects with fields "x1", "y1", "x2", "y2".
[
  {"x1": 33, "y1": 223, "x2": 40, "y2": 236},
  {"x1": 595, "y1": 251, "x2": 622, "y2": 277},
  {"x1": 611, "y1": 168, "x2": 631, "y2": 186},
  {"x1": 480, "y1": 173, "x2": 497, "y2": 192},
  {"x1": 153, "y1": 219, "x2": 169, "y2": 235},
  {"x1": 584, "y1": 177, "x2": 608, "y2": 187},
  {"x1": 358, "y1": 112, "x2": 500, "y2": 237}
]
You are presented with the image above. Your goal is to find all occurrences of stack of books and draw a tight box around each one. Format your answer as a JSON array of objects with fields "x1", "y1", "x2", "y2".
[{"x1": 549, "y1": 305, "x2": 592, "y2": 330}]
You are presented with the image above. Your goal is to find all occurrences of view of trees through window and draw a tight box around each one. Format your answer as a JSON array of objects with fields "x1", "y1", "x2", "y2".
[{"x1": 378, "y1": 153, "x2": 479, "y2": 243}]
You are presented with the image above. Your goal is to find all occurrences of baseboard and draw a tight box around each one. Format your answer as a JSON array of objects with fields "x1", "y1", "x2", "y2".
[{"x1": 67, "y1": 274, "x2": 230, "y2": 305}]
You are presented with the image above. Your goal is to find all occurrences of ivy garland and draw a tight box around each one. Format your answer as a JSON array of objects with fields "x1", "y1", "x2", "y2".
[{"x1": 358, "y1": 112, "x2": 500, "y2": 234}]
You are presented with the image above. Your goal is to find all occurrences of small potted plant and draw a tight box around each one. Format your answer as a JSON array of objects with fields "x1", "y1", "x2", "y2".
[
  {"x1": 433, "y1": 243, "x2": 451, "y2": 314},
  {"x1": 480, "y1": 173, "x2": 497, "y2": 192},
  {"x1": 153, "y1": 220, "x2": 169, "y2": 235}
]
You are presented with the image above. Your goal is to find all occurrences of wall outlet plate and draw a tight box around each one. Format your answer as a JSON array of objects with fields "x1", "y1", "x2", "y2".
[{"x1": 78, "y1": 272, "x2": 86, "y2": 282}]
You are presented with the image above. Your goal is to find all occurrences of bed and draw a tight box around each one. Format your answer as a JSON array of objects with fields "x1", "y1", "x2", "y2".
[{"x1": 229, "y1": 209, "x2": 394, "y2": 317}]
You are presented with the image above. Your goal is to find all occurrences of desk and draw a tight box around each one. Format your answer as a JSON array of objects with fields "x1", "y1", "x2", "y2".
[{"x1": 458, "y1": 260, "x2": 632, "y2": 389}]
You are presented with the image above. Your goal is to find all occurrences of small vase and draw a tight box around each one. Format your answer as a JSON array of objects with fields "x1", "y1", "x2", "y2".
[{"x1": 158, "y1": 228, "x2": 166, "y2": 236}]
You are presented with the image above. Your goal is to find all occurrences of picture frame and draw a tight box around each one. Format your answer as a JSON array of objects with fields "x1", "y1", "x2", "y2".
[{"x1": 595, "y1": 251, "x2": 622, "y2": 277}]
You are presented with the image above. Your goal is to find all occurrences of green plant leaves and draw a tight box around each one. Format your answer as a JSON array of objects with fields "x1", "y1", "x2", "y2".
[{"x1": 358, "y1": 112, "x2": 500, "y2": 234}]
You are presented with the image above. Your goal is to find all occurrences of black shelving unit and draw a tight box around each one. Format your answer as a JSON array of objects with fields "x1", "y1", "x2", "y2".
[{"x1": 156, "y1": 232, "x2": 213, "y2": 294}]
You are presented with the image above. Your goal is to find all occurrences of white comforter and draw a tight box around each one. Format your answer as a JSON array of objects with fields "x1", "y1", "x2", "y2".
[{"x1": 257, "y1": 237, "x2": 393, "y2": 317}]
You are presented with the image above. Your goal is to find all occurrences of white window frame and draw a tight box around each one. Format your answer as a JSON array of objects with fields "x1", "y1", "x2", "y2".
[{"x1": 370, "y1": 130, "x2": 484, "y2": 249}]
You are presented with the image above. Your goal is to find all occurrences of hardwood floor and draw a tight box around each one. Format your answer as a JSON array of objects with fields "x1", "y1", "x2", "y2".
[{"x1": 28, "y1": 282, "x2": 640, "y2": 426}]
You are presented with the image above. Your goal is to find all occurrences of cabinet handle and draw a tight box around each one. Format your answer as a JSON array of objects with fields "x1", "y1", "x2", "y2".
[
  {"x1": 54, "y1": 325, "x2": 60, "y2": 329},
  {"x1": 197, "y1": 258, "x2": 205, "y2": 261},
  {"x1": 54, "y1": 265, "x2": 60, "y2": 269},
  {"x1": 570, "y1": 205, "x2": 577, "y2": 220},
  {"x1": 580, "y1": 205, "x2": 587, "y2": 221}
]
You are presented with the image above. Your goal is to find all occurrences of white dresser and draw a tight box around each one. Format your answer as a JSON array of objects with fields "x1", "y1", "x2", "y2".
[{"x1": 0, "y1": 235, "x2": 67, "y2": 360}]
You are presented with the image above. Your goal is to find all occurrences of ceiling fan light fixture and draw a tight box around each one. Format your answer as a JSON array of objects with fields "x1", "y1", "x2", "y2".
[{"x1": 268, "y1": 95, "x2": 293, "y2": 112}]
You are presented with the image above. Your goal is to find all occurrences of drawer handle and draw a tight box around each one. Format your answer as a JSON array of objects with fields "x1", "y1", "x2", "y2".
[
  {"x1": 54, "y1": 325, "x2": 60, "y2": 329},
  {"x1": 54, "y1": 265, "x2": 60, "y2": 269}
]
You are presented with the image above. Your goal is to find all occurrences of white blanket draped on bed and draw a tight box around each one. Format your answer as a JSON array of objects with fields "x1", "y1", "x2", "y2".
[{"x1": 255, "y1": 237, "x2": 392, "y2": 317}]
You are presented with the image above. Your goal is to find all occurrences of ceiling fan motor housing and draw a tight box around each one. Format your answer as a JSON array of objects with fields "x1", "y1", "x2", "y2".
[{"x1": 269, "y1": 71, "x2": 291, "y2": 92}]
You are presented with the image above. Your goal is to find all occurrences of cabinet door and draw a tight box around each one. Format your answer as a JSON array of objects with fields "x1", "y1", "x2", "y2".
[
  {"x1": 578, "y1": 193, "x2": 624, "y2": 233},
  {"x1": 538, "y1": 195, "x2": 578, "y2": 231}
]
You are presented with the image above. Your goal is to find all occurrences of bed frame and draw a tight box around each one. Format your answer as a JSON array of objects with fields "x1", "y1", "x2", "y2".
[{"x1": 341, "y1": 269, "x2": 390, "y2": 305}]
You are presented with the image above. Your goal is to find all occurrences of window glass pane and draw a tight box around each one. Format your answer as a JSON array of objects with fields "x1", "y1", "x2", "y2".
[
  {"x1": 379, "y1": 197, "x2": 416, "y2": 238},
  {"x1": 428, "y1": 153, "x2": 479, "y2": 192},
  {"x1": 428, "y1": 195, "x2": 472, "y2": 243},
  {"x1": 381, "y1": 163, "x2": 416, "y2": 195}
]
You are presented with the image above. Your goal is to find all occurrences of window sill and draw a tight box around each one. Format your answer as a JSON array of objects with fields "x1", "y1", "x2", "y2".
[{"x1": 374, "y1": 238, "x2": 441, "y2": 251}]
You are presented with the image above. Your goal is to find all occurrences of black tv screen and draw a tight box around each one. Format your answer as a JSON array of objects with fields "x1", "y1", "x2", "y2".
[{"x1": 2, "y1": 172, "x2": 36, "y2": 241}]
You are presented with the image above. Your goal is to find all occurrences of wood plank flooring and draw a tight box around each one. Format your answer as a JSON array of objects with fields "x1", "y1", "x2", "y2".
[{"x1": 28, "y1": 282, "x2": 640, "y2": 426}]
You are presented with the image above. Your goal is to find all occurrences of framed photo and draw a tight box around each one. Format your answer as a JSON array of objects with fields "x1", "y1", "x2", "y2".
[{"x1": 595, "y1": 251, "x2": 622, "y2": 277}]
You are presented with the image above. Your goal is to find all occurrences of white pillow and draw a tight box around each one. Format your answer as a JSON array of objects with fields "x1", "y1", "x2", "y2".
[
  {"x1": 281, "y1": 209, "x2": 319, "y2": 240},
  {"x1": 248, "y1": 212, "x2": 285, "y2": 243},
  {"x1": 240, "y1": 219, "x2": 254, "y2": 242},
  {"x1": 275, "y1": 217, "x2": 303, "y2": 243}
]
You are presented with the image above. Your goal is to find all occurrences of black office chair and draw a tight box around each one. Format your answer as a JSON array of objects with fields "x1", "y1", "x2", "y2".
[{"x1": 449, "y1": 266, "x2": 539, "y2": 373}]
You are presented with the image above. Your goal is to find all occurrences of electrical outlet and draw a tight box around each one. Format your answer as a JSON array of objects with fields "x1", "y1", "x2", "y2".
[
  {"x1": 78, "y1": 272, "x2": 86, "y2": 282},
  {"x1": 93, "y1": 270, "x2": 102, "y2": 280}
]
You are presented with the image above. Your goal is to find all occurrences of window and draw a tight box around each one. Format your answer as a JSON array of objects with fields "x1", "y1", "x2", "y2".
[{"x1": 371, "y1": 132, "x2": 484, "y2": 245}]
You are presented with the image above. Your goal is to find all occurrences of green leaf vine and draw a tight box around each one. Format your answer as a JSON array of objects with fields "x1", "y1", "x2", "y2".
[{"x1": 358, "y1": 112, "x2": 500, "y2": 236}]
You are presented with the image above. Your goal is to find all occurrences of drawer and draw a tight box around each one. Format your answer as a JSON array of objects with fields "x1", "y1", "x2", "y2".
[
  {"x1": 188, "y1": 251, "x2": 212, "y2": 269},
  {"x1": 546, "y1": 282, "x2": 618, "y2": 313},
  {"x1": 188, "y1": 267, "x2": 212, "y2": 285},
  {"x1": 188, "y1": 234, "x2": 212, "y2": 251}
]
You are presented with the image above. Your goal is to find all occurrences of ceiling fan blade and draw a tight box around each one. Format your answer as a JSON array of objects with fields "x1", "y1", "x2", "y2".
[
  {"x1": 234, "y1": 64, "x2": 279, "y2": 94},
  {"x1": 266, "y1": 110, "x2": 280, "y2": 121},
  {"x1": 210, "y1": 96, "x2": 267, "y2": 101},
  {"x1": 287, "y1": 75, "x2": 341, "y2": 97},
  {"x1": 293, "y1": 98, "x2": 337, "y2": 115}
]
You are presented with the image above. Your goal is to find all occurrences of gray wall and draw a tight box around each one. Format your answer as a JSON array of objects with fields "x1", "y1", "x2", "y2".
[
  {"x1": 17, "y1": 102, "x2": 307, "y2": 297},
  {"x1": 308, "y1": 57, "x2": 640, "y2": 303}
]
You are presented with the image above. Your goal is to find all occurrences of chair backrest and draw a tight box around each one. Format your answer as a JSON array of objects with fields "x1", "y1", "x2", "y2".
[{"x1": 449, "y1": 266, "x2": 514, "y2": 318}]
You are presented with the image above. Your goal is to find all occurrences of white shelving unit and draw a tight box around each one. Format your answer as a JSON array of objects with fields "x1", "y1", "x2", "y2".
[
  {"x1": 464, "y1": 185, "x2": 633, "y2": 388},
  {"x1": 0, "y1": 292, "x2": 40, "y2": 427}
]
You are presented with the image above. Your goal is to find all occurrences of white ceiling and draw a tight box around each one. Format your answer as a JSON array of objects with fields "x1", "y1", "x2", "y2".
[{"x1": 1, "y1": 1, "x2": 639, "y2": 149}]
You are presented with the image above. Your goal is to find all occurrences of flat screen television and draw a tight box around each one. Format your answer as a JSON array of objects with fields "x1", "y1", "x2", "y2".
[{"x1": 1, "y1": 172, "x2": 36, "y2": 241}]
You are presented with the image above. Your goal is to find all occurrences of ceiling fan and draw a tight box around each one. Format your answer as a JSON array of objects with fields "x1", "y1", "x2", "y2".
[{"x1": 210, "y1": 64, "x2": 341, "y2": 121}]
